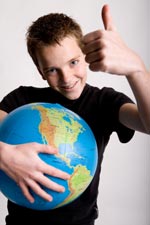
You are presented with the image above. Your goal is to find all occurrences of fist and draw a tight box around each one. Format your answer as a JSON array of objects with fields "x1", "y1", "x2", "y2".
[{"x1": 83, "y1": 5, "x2": 143, "y2": 76}]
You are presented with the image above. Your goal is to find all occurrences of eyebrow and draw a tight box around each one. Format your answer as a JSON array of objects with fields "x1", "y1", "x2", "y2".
[
  {"x1": 43, "y1": 66, "x2": 56, "y2": 73},
  {"x1": 69, "y1": 55, "x2": 81, "y2": 62},
  {"x1": 43, "y1": 55, "x2": 81, "y2": 72}
]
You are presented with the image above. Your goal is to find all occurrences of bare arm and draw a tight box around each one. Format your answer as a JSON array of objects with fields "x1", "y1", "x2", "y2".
[
  {"x1": 0, "y1": 110, "x2": 7, "y2": 122},
  {"x1": 119, "y1": 102, "x2": 149, "y2": 134},
  {"x1": 119, "y1": 70, "x2": 150, "y2": 134},
  {"x1": 83, "y1": 5, "x2": 150, "y2": 134}
]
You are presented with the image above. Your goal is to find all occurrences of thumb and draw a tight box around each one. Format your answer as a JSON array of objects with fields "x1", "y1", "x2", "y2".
[{"x1": 102, "y1": 4, "x2": 117, "y2": 31}]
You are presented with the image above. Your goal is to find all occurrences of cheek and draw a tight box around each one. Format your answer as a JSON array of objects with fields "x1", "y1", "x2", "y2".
[
  {"x1": 46, "y1": 76, "x2": 58, "y2": 87},
  {"x1": 79, "y1": 67, "x2": 87, "y2": 79},
  {"x1": 78, "y1": 63, "x2": 87, "y2": 79}
]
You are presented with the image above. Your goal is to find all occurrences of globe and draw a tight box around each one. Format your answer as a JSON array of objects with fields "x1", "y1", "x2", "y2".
[{"x1": 0, "y1": 102, "x2": 98, "y2": 210}]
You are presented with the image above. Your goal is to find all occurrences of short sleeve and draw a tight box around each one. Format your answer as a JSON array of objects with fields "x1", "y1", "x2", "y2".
[
  {"x1": 0, "y1": 86, "x2": 28, "y2": 113},
  {"x1": 100, "y1": 87, "x2": 135, "y2": 143}
]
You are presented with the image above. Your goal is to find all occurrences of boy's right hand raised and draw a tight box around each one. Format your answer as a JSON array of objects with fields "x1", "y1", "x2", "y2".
[{"x1": 0, "y1": 142, "x2": 70, "y2": 203}]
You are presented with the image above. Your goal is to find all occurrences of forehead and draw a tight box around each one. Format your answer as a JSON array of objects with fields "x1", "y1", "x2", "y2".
[
  {"x1": 46, "y1": 36, "x2": 80, "y2": 51},
  {"x1": 36, "y1": 37, "x2": 83, "y2": 66}
]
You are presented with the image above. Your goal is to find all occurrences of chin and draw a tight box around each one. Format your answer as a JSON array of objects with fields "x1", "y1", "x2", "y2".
[
  {"x1": 64, "y1": 95, "x2": 79, "y2": 100},
  {"x1": 63, "y1": 92, "x2": 81, "y2": 100}
]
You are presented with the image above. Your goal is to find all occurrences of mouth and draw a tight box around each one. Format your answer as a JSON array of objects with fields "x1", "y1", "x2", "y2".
[{"x1": 60, "y1": 81, "x2": 79, "y2": 91}]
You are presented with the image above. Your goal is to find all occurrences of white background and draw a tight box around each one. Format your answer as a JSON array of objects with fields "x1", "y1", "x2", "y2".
[{"x1": 0, "y1": 0, "x2": 149, "y2": 225}]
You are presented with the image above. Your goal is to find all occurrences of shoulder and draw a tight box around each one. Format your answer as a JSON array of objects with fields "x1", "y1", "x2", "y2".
[
  {"x1": 0, "y1": 86, "x2": 51, "y2": 113},
  {"x1": 5, "y1": 85, "x2": 52, "y2": 99},
  {"x1": 85, "y1": 84, "x2": 132, "y2": 105}
]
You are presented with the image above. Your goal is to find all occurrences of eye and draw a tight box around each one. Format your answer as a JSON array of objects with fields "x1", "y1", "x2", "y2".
[
  {"x1": 45, "y1": 67, "x2": 57, "y2": 75},
  {"x1": 71, "y1": 60, "x2": 78, "y2": 66}
]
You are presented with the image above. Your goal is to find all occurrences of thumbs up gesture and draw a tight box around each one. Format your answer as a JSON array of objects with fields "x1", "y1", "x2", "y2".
[{"x1": 83, "y1": 5, "x2": 144, "y2": 76}]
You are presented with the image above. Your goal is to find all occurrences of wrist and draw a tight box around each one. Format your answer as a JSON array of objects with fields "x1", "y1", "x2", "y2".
[
  {"x1": 127, "y1": 67, "x2": 148, "y2": 83},
  {"x1": 0, "y1": 141, "x2": 7, "y2": 170},
  {"x1": 0, "y1": 142, "x2": 3, "y2": 169},
  {"x1": 126, "y1": 54, "x2": 147, "y2": 79}
]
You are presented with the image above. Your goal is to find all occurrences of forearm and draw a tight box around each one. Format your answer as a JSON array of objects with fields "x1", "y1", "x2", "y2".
[{"x1": 127, "y1": 67, "x2": 150, "y2": 133}]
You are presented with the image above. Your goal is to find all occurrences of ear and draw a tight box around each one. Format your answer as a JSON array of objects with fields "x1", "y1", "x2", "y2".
[{"x1": 37, "y1": 67, "x2": 46, "y2": 80}]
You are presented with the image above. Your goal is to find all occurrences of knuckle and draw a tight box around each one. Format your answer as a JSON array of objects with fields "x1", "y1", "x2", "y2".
[
  {"x1": 85, "y1": 55, "x2": 90, "y2": 63},
  {"x1": 34, "y1": 188, "x2": 42, "y2": 196},
  {"x1": 100, "y1": 58, "x2": 109, "y2": 72},
  {"x1": 31, "y1": 142, "x2": 39, "y2": 148},
  {"x1": 96, "y1": 29, "x2": 103, "y2": 37},
  {"x1": 99, "y1": 30, "x2": 106, "y2": 39},
  {"x1": 49, "y1": 168, "x2": 57, "y2": 176}
]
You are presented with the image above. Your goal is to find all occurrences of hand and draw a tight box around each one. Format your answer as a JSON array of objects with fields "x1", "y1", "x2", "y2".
[
  {"x1": 83, "y1": 4, "x2": 145, "y2": 76},
  {"x1": 0, "y1": 142, "x2": 70, "y2": 203}
]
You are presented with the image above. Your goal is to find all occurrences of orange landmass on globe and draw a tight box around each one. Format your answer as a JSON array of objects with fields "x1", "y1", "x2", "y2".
[{"x1": 32, "y1": 105, "x2": 57, "y2": 148}]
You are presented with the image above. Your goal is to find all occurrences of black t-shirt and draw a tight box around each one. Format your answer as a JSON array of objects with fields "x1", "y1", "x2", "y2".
[{"x1": 0, "y1": 84, "x2": 134, "y2": 225}]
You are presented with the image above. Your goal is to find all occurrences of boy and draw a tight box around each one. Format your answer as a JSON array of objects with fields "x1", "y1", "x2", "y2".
[{"x1": 0, "y1": 4, "x2": 149, "y2": 225}]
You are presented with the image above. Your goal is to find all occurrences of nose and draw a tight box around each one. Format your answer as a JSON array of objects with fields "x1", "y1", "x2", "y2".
[{"x1": 60, "y1": 68, "x2": 72, "y2": 84}]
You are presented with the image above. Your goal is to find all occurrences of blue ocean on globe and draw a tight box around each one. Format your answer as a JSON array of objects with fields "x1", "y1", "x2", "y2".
[{"x1": 0, "y1": 102, "x2": 98, "y2": 210}]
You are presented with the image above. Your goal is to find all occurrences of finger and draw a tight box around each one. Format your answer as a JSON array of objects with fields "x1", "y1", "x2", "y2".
[
  {"x1": 83, "y1": 30, "x2": 102, "y2": 45},
  {"x1": 102, "y1": 4, "x2": 117, "y2": 31},
  {"x1": 30, "y1": 142, "x2": 58, "y2": 154},
  {"x1": 88, "y1": 59, "x2": 108, "y2": 72},
  {"x1": 19, "y1": 181, "x2": 35, "y2": 203},
  {"x1": 35, "y1": 174, "x2": 66, "y2": 192},
  {"x1": 83, "y1": 39, "x2": 102, "y2": 55},
  {"x1": 26, "y1": 179, "x2": 53, "y2": 202},
  {"x1": 27, "y1": 178, "x2": 66, "y2": 201},
  {"x1": 85, "y1": 50, "x2": 103, "y2": 65},
  {"x1": 41, "y1": 163, "x2": 70, "y2": 180}
]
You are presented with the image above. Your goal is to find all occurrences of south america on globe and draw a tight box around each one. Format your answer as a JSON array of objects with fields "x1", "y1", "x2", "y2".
[{"x1": 0, "y1": 103, "x2": 98, "y2": 210}]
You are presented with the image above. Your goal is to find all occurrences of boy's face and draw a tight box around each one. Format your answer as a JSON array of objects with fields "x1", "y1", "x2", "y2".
[{"x1": 36, "y1": 37, "x2": 87, "y2": 100}]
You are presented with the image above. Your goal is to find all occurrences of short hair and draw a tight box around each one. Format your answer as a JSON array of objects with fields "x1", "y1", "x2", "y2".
[{"x1": 26, "y1": 13, "x2": 83, "y2": 66}]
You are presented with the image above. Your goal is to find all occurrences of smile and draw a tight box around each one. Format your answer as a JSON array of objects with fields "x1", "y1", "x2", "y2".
[{"x1": 60, "y1": 81, "x2": 79, "y2": 91}]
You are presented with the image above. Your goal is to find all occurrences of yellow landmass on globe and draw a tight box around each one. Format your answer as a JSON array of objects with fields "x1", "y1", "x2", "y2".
[
  {"x1": 32, "y1": 105, "x2": 84, "y2": 165},
  {"x1": 55, "y1": 165, "x2": 93, "y2": 208}
]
